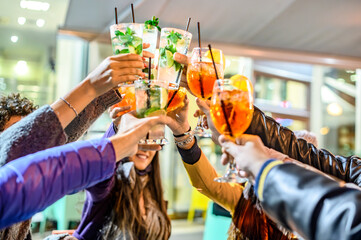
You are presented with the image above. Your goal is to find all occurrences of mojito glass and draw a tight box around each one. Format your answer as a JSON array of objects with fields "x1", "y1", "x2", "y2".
[
  {"x1": 142, "y1": 24, "x2": 158, "y2": 55},
  {"x1": 110, "y1": 23, "x2": 143, "y2": 55},
  {"x1": 157, "y1": 28, "x2": 192, "y2": 89},
  {"x1": 142, "y1": 24, "x2": 158, "y2": 79},
  {"x1": 135, "y1": 79, "x2": 168, "y2": 145}
]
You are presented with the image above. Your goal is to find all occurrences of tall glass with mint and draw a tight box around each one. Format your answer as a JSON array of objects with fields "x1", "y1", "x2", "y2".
[
  {"x1": 110, "y1": 23, "x2": 143, "y2": 55},
  {"x1": 135, "y1": 79, "x2": 168, "y2": 145},
  {"x1": 157, "y1": 28, "x2": 192, "y2": 89},
  {"x1": 142, "y1": 17, "x2": 161, "y2": 79},
  {"x1": 110, "y1": 23, "x2": 143, "y2": 86}
]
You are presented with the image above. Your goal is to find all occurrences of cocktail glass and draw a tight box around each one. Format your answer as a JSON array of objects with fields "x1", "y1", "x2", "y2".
[
  {"x1": 210, "y1": 78, "x2": 254, "y2": 183},
  {"x1": 110, "y1": 23, "x2": 143, "y2": 86},
  {"x1": 166, "y1": 87, "x2": 187, "y2": 112},
  {"x1": 187, "y1": 47, "x2": 224, "y2": 137},
  {"x1": 134, "y1": 79, "x2": 168, "y2": 145},
  {"x1": 141, "y1": 24, "x2": 158, "y2": 79},
  {"x1": 157, "y1": 28, "x2": 192, "y2": 89},
  {"x1": 110, "y1": 86, "x2": 136, "y2": 118}
]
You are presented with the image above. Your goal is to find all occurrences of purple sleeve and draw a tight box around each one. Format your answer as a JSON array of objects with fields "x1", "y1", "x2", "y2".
[
  {"x1": 72, "y1": 123, "x2": 118, "y2": 239},
  {"x1": 0, "y1": 138, "x2": 116, "y2": 229}
]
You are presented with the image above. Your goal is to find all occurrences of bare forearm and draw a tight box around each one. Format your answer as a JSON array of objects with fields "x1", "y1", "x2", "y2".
[{"x1": 51, "y1": 79, "x2": 96, "y2": 129}]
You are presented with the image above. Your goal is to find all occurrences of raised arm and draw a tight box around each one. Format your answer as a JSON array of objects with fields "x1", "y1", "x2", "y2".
[{"x1": 0, "y1": 54, "x2": 144, "y2": 166}]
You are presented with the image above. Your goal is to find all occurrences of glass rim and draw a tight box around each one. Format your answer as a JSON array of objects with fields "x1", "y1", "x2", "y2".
[
  {"x1": 110, "y1": 23, "x2": 143, "y2": 28},
  {"x1": 160, "y1": 27, "x2": 192, "y2": 36}
]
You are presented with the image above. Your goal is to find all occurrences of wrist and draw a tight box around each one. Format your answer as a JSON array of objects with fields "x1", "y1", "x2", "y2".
[
  {"x1": 172, "y1": 123, "x2": 191, "y2": 136},
  {"x1": 175, "y1": 135, "x2": 195, "y2": 150},
  {"x1": 81, "y1": 77, "x2": 98, "y2": 99}
]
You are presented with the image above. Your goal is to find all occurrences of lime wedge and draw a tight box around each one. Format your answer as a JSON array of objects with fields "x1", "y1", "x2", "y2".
[{"x1": 165, "y1": 50, "x2": 174, "y2": 68}]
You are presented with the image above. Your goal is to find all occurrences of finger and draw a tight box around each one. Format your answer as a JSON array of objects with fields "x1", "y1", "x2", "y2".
[
  {"x1": 143, "y1": 50, "x2": 155, "y2": 59},
  {"x1": 109, "y1": 60, "x2": 145, "y2": 69},
  {"x1": 221, "y1": 153, "x2": 230, "y2": 165},
  {"x1": 125, "y1": 115, "x2": 169, "y2": 141},
  {"x1": 139, "y1": 144, "x2": 162, "y2": 151},
  {"x1": 111, "y1": 75, "x2": 139, "y2": 84},
  {"x1": 196, "y1": 98, "x2": 210, "y2": 115},
  {"x1": 235, "y1": 134, "x2": 261, "y2": 145},
  {"x1": 174, "y1": 52, "x2": 189, "y2": 65},
  {"x1": 220, "y1": 140, "x2": 240, "y2": 158},
  {"x1": 110, "y1": 106, "x2": 131, "y2": 119},
  {"x1": 110, "y1": 53, "x2": 143, "y2": 61},
  {"x1": 112, "y1": 68, "x2": 144, "y2": 76},
  {"x1": 142, "y1": 43, "x2": 151, "y2": 49}
]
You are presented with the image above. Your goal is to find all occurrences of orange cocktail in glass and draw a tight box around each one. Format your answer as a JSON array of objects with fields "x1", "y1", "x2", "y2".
[
  {"x1": 210, "y1": 77, "x2": 254, "y2": 183},
  {"x1": 166, "y1": 87, "x2": 187, "y2": 112},
  {"x1": 111, "y1": 86, "x2": 136, "y2": 117},
  {"x1": 187, "y1": 48, "x2": 224, "y2": 100}
]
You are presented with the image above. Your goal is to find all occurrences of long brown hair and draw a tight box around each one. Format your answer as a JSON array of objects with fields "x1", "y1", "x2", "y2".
[
  {"x1": 230, "y1": 184, "x2": 291, "y2": 240},
  {"x1": 102, "y1": 153, "x2": 171, "y2": 239}
]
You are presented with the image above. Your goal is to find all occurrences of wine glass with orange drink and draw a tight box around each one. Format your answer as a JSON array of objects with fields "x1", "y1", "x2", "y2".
[
  {"x1": 187, "y1": 47, "x2": 224, "y2": 136},
  {"x1": 210, "y1": 76, "x2": 254, "y2": 183}
]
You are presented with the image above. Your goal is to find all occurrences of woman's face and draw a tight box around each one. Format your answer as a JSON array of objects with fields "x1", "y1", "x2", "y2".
[{"x1": 129, "y1": 150, "x2": 156, "y2": 170}]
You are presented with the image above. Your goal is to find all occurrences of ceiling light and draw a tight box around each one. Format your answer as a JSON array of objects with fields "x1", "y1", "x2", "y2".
[
  {"x1": 14, "y1": 61, "x2": 29, "y2": 75},
  {"x1": 11, "y1": 36, "x2": 18, "y2": 43},
  {"x1": 18, "y1": 17, "x2": 26, "y2": 25},
  {"x1": 320, "y1": 127, "x2": 329, "y2": 135},
  {"x1": 20, "y1": 0, "x2": 50, "y2": 11},
  {"x1": 327, "y1": 102, "x2": 343, "y2": 116},
  {"x1": 36, "y1": 19, "x2": 45, "y2": 27}
]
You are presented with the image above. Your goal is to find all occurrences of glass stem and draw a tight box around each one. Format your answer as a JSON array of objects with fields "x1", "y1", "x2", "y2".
[{"x1": 229, "y1": 157, "x2": 237, "y2": 170}]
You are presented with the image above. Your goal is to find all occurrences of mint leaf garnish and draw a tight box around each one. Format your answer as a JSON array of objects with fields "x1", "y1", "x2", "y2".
[
  {"x1": 144, "y1": 16, "x2": 161, "y2": 31},
  {"x1": 167, "y1": 30, "x2": 182, "y2": 44}
]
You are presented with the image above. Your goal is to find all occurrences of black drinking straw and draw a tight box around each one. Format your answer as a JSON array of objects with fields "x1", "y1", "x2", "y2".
[
  {"x1": 146, "y1": 57, "x2": 152, "y2": 108},
  {"x1": 115, "y1": 8, "x2": 118, "y2": 24},
  {"x1": 167, "y1": 17, "x2": 192, "y2": 109},
  {"x1": 131, "y1": 4, "x2": 135, "y2": 23},
  {"x1": 208, "y1": 44, "x2": 233, "y2": 137},
  {"x1": 197, "y1": 22, "x2": 205, "y2": 98}
]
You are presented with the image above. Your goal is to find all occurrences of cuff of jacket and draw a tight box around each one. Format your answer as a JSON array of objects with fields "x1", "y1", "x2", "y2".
[
  {"x1": 100, "y1": 89, "x2": 122, "y2": 108},
  {"x1": 177, "y1": 138, "x2": 202, "y2": 165},
  {"x1": 255, "y1": 159, "x2": 284, "y2": 201}
]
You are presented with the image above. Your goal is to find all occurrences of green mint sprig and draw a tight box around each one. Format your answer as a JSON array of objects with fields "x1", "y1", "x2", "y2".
[
  {"x1": 145, "y1": 16, "x2": 161, "y2": 31},
  {"x1": 114, "y1": 27, "x2": 142, "y2": 55},
  {"x1": 167, "y1": 30, "x2": 182, "y2": 44}
]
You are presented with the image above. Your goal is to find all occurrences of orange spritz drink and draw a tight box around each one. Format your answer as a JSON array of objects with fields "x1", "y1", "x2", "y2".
[
  {"x1": 166, "y1": 87, "x2": 187, "y2": 112},
  {"x1": 210, "y1": 78, "x2": 254, "y2": 183},
  {"x1": 187, "y1": 48, "x2": 224, "y2": 100},
  {"x1": 111, "y1": 86, "x2": 136, "y2": 118}
]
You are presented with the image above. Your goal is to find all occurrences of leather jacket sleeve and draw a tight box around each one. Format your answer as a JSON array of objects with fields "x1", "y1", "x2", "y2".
[
  {"x1": 261, "y1": 163, "x2": 361, "y2": 240},
  {"x1": 0, "y1": 137, "x2": 116, "y2": 230},
  {"x1": 245, "y1": 106, "x2": 361, "y2": 186}
]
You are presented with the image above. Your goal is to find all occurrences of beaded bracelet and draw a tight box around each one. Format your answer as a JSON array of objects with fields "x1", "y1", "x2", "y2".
[{"x1": 175, "y1": 135, "x2": 195, "y2": 147}]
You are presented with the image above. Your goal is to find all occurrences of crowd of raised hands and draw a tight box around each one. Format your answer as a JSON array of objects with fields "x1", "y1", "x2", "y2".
[{"x1": 1, "y1": 49, "x2": 361, "y2": 240}]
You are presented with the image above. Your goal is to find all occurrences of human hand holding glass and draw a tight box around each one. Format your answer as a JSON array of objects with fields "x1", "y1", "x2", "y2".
[
  {"x1": 210, "y1": 77, "x2": 254, "y2": 183},
  {"x1": 186, "y1": 48, "x2": 224, "y2": 137}
]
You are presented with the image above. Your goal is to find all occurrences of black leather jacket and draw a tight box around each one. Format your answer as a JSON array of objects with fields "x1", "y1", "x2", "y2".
[
  {"x1": 261, "y1": 162, "x2": 361, "y2": 240},
  {"x1": 245, "y1": 106, "x2": 361, "y2": 186}
]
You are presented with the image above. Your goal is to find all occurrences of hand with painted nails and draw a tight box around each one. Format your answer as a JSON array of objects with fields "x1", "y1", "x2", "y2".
[
  {"x1": 85, "y1": 53, "x2": 145, "y2": 98},
  {"x1": 219, "y1": 134, "x2": 270, "y2": 177}
]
